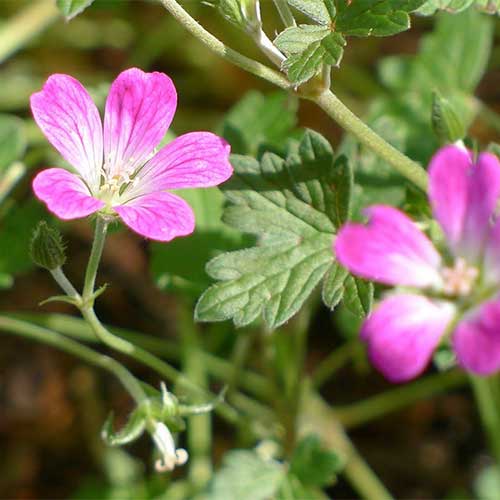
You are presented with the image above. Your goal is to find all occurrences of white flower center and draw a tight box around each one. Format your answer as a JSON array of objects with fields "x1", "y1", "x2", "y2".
[
  {"x1": 441, "y1": 258, "x2": 479, "y2": 297},
  {"x1": 98, "y1": 172, "x2": 139, "y2": 205}
]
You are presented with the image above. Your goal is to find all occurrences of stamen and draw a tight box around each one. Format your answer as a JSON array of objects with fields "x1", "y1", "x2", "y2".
[{"x1": 441, "y1": 257, "x2": 478, "y2": 296}]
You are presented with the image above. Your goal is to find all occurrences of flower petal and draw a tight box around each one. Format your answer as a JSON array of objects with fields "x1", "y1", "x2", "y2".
[
  {"x1": 361, "y1": 294, "x2": 454, "y2": 383},
  {"x1": 335, "y1": 205, "x2": 442, "y2": 287},
  {"x1": 114, "y1": 191, "x2": 194, "y2": 242},
  {"x1": 462, "y1": 152, "x2": 500, "y2": 261},
  {"x1": 130, "y1": 132, "x2": 232, "y2": 196},
  {"x1": 30, "y1": 74, "x2": 103, "y2": 190},
  {"x1": 453, "y1": 300, "x2": 500, "y2": 376},
  {"x1": 103, "y1": 68, "x2": 177, "y2": 178},
  {"x1": 33, "y1": 168, "x2": 104, "y2": 220},
  {"x1": 429, "y1": 146, "x2": 500, "y2": 261},
  {"x1": 429, "y1": 145, "x2": 470, "y2": 250}
]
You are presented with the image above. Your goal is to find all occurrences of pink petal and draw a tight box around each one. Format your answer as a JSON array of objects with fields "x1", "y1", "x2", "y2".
[
  {"x1": 103, "y1": 68, "x2": 177, "y2": 178},
  {"x1": 429, "y1": 146, "x2": 500, "y2": 261},
  {"x1": 33, "y1": 168, "x2": 104, "y2": 220},
  {"x1": 453, "y1": 300, "x2": 500, "y2": 376},
  {"x1": 361, "y1": 294, "x2": 454, "y2": 383},
  {"x1": 114, "y1": 191, "x2": 194, "y2": 242},
  {"x1": 335, "y1": 205, "x2": 442, "y2": 287},
  {"x1": 429, "y1": 145, "x2": 470, "y2": 249},
  {"x1": 30, "y1": 74, "x2": 103, "y2": 190},
  {"x1": 461, "y1": 152, "x2": 500, "y2": 261},
  {"x1": 131, "y1": 132, "x2": 232, "y2": 196}
]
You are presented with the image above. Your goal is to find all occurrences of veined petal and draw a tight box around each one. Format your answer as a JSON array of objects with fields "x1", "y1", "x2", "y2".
[
  {"x1": 114, "y1": 191, "x2": 194, "y2": 242},
  {"x1": 335, "y1": 205, "x2": 442, "y2": 287},
  {"x1": 429, "y1": 146, "x2": 500, "y2": 261},
  {"x1": 30, "y1": 74, "x2": 103, "y2": 190},
  {"x1": 429, "y1": 145, "x2": 470, "y2": 250},
  {"x1": 103, "y1": 68, "x2": 177, "y2": 178},
  {"x1": 131, "y1": 132, "x2": 232, "y2": 196},
  {"x1": 361, "y1": 294, "x2": 454, "y2": 383},
  {"x1": 33, "y1": 168, "x2": 104, "y2": 220},
  {"x1": 453, "y1": 300, "x2": 500, "y2": 376}
]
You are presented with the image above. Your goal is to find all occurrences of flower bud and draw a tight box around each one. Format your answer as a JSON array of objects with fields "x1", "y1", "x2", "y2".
[
  {"x1": 30, "y1": 221, "x2": 66, "y2": 270},
  {"x1": 431, "y1": 92, "x2": 465, "y2": 145}
]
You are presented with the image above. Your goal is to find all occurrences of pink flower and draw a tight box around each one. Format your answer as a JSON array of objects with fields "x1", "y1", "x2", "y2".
[
  {"x1": 31, "y1": 68, "x2": 233, "y2": 241},
  {"x1": 335, "y1": 145, "x2": 500, "y2": 382}
]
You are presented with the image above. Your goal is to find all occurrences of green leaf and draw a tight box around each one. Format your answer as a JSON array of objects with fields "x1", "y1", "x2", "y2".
[
  {"x1": 207, "y1": 450, "x2": 285, "y2": 500},
  {"x1": 195, "y1": 130, "x2": 356, "y2": 329},
  {"x1": 101, "y1": 410, "x2": 146, "y2": 447},
  {"x1": 322, "y1": 263, "x2": 348, "y2": 310},
  {"x1": 0, "y1": 114, "x2": 26, "y2": 171},
  {"x1": 287, "y1": 0, "x2": 335, "y2": 24},
  {"x1": 276, "y1": 27, "x2": 346, "y2": 85},
  {"x1": 277, "y1": 474, "x2": 328, "y2": 500},
  {"x1": 56, "y1": 0, "x2": 96, "y2": 20},
  {"x1": 416, "y1": 9, "x2": 494, "y2": 93},
  {"x1": 431, "y1": 92, "x2": 466, "y2": 144},
  {"x1": 290, "y1": 434, "x2": 343, "y2": 487},
  {"x1": 417, "y1": 0, "x2": 500, "y2": 15},
  {"x1": 215, "y1": 0, "x2": 246, "y2": 27},
  {"x1": 221, "y1": 91, "x2": 299, "y2": 156},
  {"x1": 336, "y1": 0, "x2": 425, "y2": 37},
  {"x1": 343, "y1": 275, "x2": 373, "y2": 318}
]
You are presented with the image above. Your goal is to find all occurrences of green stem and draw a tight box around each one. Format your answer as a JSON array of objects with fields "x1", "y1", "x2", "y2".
[
  {"x1": 0, "y1": 315, "x2": 146, "y2": 403},
  {"x1": 300, "y1": 385, "x2": 393, "y2": 500},
  {"x1": 0, "y1": 0, "x2": 59, "y2": 64},
  {"x1": 51, "y1": 267, "x2": 81, "y2": 300},
  {"x1": 335, "y1": 370, "x2": 467, "y2": 429},
  {"x1": 312, "y1": 341, "x2": 360, "y2": 388},
  {"x1": 78, "y1": 218, "x2": 239, "y2": 424},
  {"x1": 158, "y1": 0, "x2": 290, "y2": 89},
  {"x1": 83, "y1": 217, "x2": 108, "y2": 299},
  {"x1": 14, "y1": 312, "x2": 273, "y2": 400},
  {"x1": 313, "y1": 90, "x2": 428, "y2": 192},
  {"x1": 180, "y1": 305, "x2": 212, "y2": 492},
  {"x1": 470, "y1": 376, "x2": 500, "y2": 471},
  {"x1": 273, "y1": 0, "x2": 296, "y2": 27}
]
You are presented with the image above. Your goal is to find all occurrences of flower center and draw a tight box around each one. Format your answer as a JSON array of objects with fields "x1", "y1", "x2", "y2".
[
  {"x1": 98, "y1": 172, "x2": 138, "y2": 205},
  {"x1": 441, "y1": 258, "x2": 479, "y2": 297}
]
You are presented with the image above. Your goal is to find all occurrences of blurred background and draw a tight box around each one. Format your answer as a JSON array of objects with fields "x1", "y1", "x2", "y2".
[{"x1": 1, "y1": 1, "x2": 500, "y2": 498}]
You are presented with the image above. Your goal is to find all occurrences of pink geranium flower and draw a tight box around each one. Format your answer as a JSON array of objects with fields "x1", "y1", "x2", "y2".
[
  {"x1": 31, "y1": 68, "x2": 232, "y2": 241},
  {"x1": 335, "y1": 145, "x2": 500, "y2": 382}
]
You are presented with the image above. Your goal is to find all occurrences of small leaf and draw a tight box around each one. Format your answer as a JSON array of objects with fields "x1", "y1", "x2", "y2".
[
  {"x1": 290, "y1": 434, "x2": 343, "y2": 487},
  {"x1": 216, "y1": 0, "x2": 246, "y2": 27},
  {"x1": 287, "y1": 0, "x2": 335, "y2": 24},
  {"x1": 39, "y1": 295, "x2": 80, "y2": 307},
  {"x1": 336, "y1": 0, "x2": 425, "y2": 37},
  {"x1": 322, "y1": 263, "x2": 348, "y2": 310},
  {"x1": 207, "y1": 450, "x2": 285, "y2": 500},
  {"x1": 281, "y1": 32, "x2": 346, "y2": 85},
  {"x1": 56, "y1": 0, "x2": 96, "y2": 20},
  {"x1": 196, "y1": 130, "x2": 354, "y2": 328},
  {"x1": 101, "y1": 410, "x2": 146, "y2": 447},
  {"x1": 343, "y1": 275, "x2": 373, "y2": 318},
  {"x1": 431, "y1": 92, "x2": 465, "y2": 144}
]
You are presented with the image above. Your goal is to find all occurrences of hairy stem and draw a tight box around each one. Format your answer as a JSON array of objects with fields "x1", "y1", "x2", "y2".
[
  {"x1": 158, "y1": 0, "x2": 289, "y2": 89},
  {"x1": 78, "y1": 218, "x2": 239, "y2": 424},
  {"x1": 0, "y1": 315, "x2": 146, "y2": 403},
  {"x1": 0, "y1": 0, "x2": 59, "y2": 64},
  {"x1": 314, "y1": 90, "x2": 428, "y2": 192}
]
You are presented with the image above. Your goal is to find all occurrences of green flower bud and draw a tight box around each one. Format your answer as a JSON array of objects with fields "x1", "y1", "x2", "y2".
[
  {"x1": 30, "y1": 221, "x2": 66, "y2": 270},
  {"x1": 431, "y1": 92, "x2": 465, "y2": 145}
]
